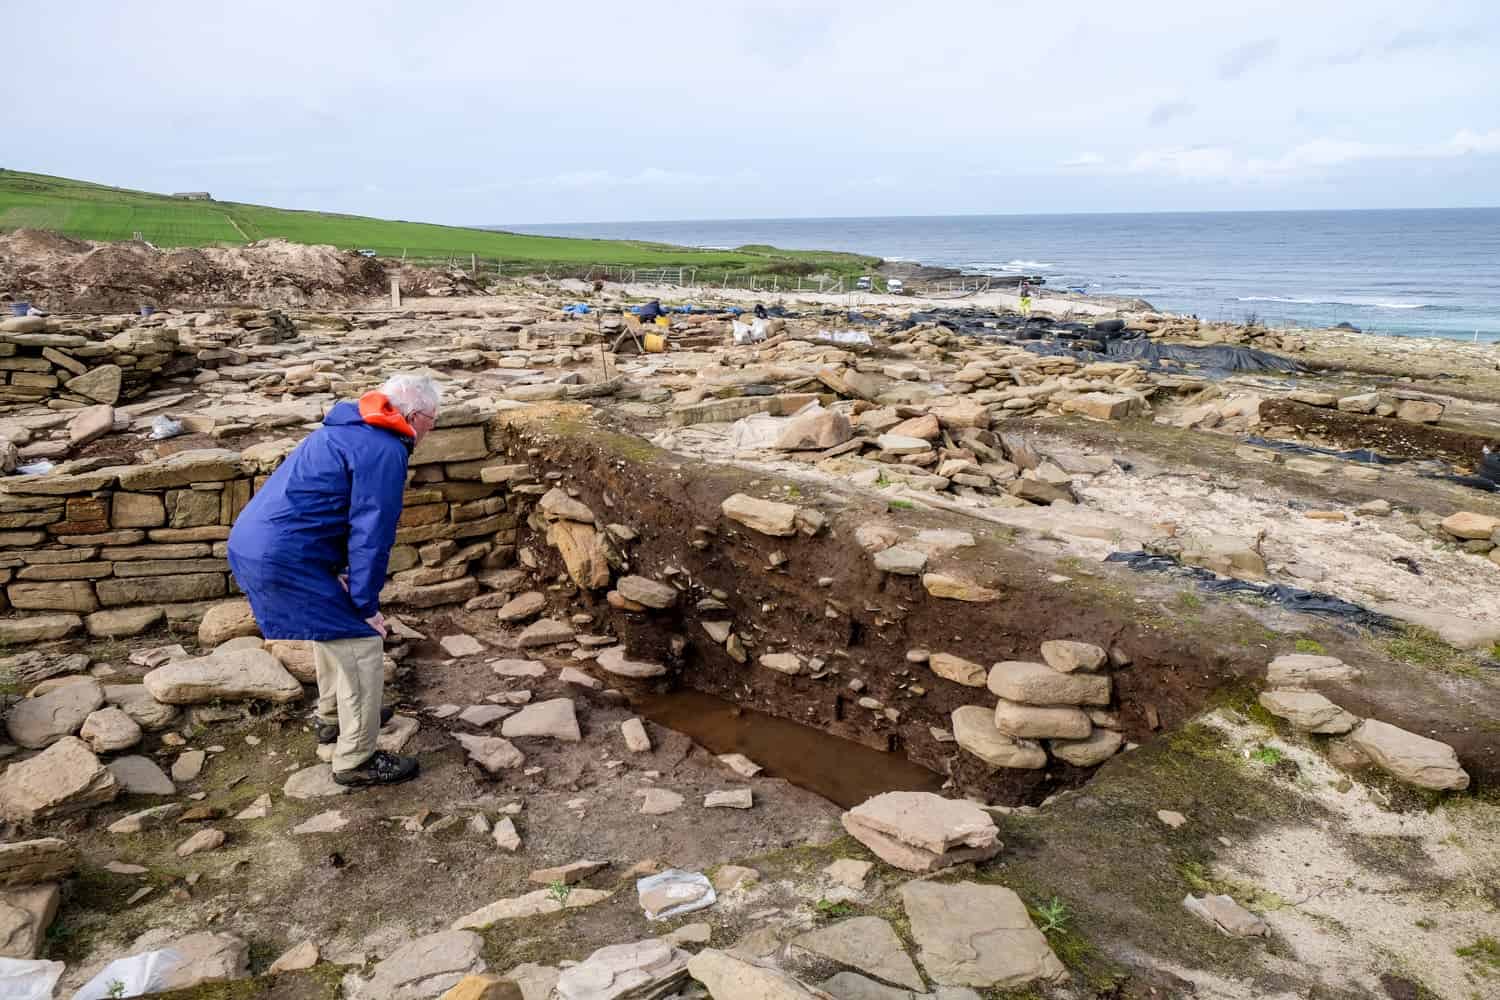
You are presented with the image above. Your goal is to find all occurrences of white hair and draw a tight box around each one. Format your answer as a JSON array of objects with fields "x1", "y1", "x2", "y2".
[{"x1": 380, "y1": 373, "x2": 442, "y2": 419}]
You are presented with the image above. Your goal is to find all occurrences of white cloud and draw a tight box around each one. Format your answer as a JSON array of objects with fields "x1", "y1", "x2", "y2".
[
  {"x1": 1128, "y1": 146, "x2": 1237, "y2": 178},
  {"x1": 530, "y1": 167, "x2": 757, "y2": 190},
  {"x1": 1062, "y1": 127, "x2": 1500, "y2": 181},
  {"x1": 1060, "y1": 152, "x2": 1104, "y2": 167}
]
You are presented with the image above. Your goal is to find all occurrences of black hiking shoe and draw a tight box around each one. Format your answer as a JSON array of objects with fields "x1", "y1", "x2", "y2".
[
  {"x1": 333, "y1": 750, "x2": 419, "y2": 787},
  {"x1": 315, "y1": 706, "x2": 396, "y2": 745}
]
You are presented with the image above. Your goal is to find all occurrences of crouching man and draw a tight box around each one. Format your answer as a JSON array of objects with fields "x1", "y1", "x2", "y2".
[{"x1": 228, "y1": 373, "x2": 440, "y2": 787}]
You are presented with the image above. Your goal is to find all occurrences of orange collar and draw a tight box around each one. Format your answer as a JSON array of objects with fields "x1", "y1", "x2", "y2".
[{"x1": 357, "y1": 391, "x2": 416, "y2": 440}]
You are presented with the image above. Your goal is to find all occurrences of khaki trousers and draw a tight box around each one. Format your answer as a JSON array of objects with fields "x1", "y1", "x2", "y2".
[{"x1": 313, "y1": 636, "x2": 385, "y2": 772}]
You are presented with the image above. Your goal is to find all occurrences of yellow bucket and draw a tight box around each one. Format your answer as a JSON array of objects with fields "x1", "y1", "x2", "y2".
[
  {"x1": 643, "y1": 333, "x2": 667, "y2": 353},
  {"x1": 654, "y1": 316, "x2": 670, "y2": 328}
]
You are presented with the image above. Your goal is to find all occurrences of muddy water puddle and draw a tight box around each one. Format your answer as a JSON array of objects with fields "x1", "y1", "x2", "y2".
[{"x1": 637, "y1": 689, "x2": 944, "y2": 809}]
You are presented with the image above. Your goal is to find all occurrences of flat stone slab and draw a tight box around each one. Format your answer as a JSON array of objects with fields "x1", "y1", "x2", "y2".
[
  {"x1": 106, "y1": 755, "x2": 176, "y2": 796},
  {"x1": 451, "y1": 888, "x2": 611, "y2": 930},
  {"x1": 1265, "y1": 654, "x2": 1362, "y2": 687},
  {"x1": 900, "y1": 881, "x2": 1067, "y2": 988},
  {"x1": 595, "y1": 646, "x2": 667, "y2": 679},
  {"x1": 282, "y1": 764, "x2": 350, "y2": 800},
  {"x1": 1349, "y1": 719, "x2": 1470, "y2": 790},
  {"x1": 500, "y1": 699, "x2": 581, "y2": 742},
  {"x1": 454, "y1": 734, "x2": 526, "y2": 773},
  {"x1": 345, "y1": 929, "x2": 486, "y2": 1000},
  {"x1": 143, "y1": 649, "x2": 302, "y2": 705},
  {"x1": 793, "y1": 916, "x2": 924, "y2": 990},
  {"x1": 1257, "y1": 690, "x2": 1359, "y2": 734},
  {"x1": 554, "y1": 939, "x2": 690, "y2": 1000}
]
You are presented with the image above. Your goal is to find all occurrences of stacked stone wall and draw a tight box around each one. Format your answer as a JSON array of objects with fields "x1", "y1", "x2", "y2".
[{"x1": 0, "y1": 408, "x2": 531, "y2": 643}]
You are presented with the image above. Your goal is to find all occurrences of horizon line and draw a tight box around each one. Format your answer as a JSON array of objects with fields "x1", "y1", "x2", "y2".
[{"x1": 484, "y1": 204, "x2": 1500, "y2": 229}]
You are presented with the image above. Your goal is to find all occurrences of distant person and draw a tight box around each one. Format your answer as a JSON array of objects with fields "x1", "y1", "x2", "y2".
[
  {"x1": 638, "y1": 298, "x2": 665, "y2": 323},
  {"x1": 754, "y1": 303, "x2": 769, "y2": 320},
  {"x1": 227, "y1": 373, "x2": 442, "y2": 788},
  {"x1": 1018, "y1": 279, "x2": 1034, "y2": 319}
]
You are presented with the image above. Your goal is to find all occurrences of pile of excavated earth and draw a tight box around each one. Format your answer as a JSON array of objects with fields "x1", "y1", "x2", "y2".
[{"x1": 0, "y1": 252, "x2": 1497, "y2": 1000}]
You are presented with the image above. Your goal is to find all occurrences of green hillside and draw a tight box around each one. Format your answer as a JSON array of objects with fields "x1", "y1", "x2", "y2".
[{"x1": 0, "y1": 170, "x2": 877, "y2": 277}]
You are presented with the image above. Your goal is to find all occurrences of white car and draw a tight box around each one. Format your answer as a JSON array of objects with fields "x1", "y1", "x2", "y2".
[{"x1": 887, "y1": 278, "x2": 905, "y2": 295}]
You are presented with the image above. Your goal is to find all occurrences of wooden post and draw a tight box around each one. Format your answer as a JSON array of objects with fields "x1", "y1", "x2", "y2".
[
  {"x1": 471, "y1": 253, "x2": 477, "y2": 273},
  {"x1": 389, "y1": 277, "x2": 401, "y2": 308}
]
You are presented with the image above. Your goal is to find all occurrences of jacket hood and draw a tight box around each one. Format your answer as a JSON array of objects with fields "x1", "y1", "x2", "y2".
[{"x1": 324, "y1": 394, "x2": 416, "y2": 442}]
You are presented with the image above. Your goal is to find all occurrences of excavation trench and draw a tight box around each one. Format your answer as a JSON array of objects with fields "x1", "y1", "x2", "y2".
[{"x1": 495, "y1": 406, "x2": 1274, "y2": 806}]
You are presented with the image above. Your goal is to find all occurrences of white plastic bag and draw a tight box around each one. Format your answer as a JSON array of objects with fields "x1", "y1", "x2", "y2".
[
  {"x1": 816, "y1": 329, "x2": 873, "y2": 346},
  {"x1": 731, "y1": 320, "x2": 769, "y2": 345},
  {"x1": 15, "y1": 461, "x2": 54, "y2": 476},
  {"x1": 0, "y1": 958, "x2": 65, "y2": 1000},
  {"x1": 149, "y1": 415, "x2": 185, "y2": 440},
  {"x1": 636, "y1": 869, "x2": 717, "y2": 921},
  {"x1": 72, "y1": 948, "x2": 182, "y2": 999}
]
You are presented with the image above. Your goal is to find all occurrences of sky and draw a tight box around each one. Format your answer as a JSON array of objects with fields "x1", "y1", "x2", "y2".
[{"x1": 5, "y1": 0, "x2": 1498, "y2": 225}]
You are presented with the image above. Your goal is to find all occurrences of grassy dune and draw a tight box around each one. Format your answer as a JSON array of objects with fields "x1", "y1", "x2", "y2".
[{"x1": 0, "y1": 170, "x2": 877, "y2": 276}]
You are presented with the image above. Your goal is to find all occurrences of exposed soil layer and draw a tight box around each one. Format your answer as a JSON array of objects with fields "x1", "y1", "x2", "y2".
[
  {"x1": 1260, "y1": 397, "x2": 1500, "y2": 466},
  {"x1": 488, "y1": 407, "x2": 1286, "y2": 805},
  {"x1": 0, "y1": 229, "x2": 390, "y2": 311}
]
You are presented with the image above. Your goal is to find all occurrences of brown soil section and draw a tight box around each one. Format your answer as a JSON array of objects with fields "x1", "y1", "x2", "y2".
[
  {"x1": 486, "y1": 406, "x2": 1278, "y2": 806},
  {"x1": 1259, "y1": 397, "x2": 1500, "y2": 466}
]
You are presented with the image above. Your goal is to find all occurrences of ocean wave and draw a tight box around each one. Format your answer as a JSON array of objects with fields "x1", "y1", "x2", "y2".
[{"x1": 1235, "y1": 295, "x2": 1429, "y2": 310}]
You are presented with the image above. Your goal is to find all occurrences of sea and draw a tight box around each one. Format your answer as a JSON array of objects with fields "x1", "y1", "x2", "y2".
[{"x1": 504, "y1": 208, "x2": 1500, "y2": 343}]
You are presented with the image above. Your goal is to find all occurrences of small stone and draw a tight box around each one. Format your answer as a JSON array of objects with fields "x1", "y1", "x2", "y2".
[
  {"x1": 704, "y1": 788, "x2": 753, "y2": 809},
  {"x1": 922, "y1": 573, "x2": 1001, "y2": 602},
  {"x1": 640, "y1": 788, "x2": 685, "y2": 815},
  {"x1": 759, "y1": 652, "x2": 804, "y2": 675},
  {"x1": 175, "y1": 827, "x2": 226, "y2": 857},
  {"x1": 267, "y1": 940, "x2": 320, "y2": 974},
  {"x1": 824, "y1": 858, "x2": 873, "y2": 889},
  {"x1": 721, "y1": 493, "x2": 798, "y2": 536},
  {"x1": 1183, "y1": 894, "x2": 1269, "y2": 937},
  {"x1": 292, "y1": 810, "x2": 349, "y2": 835},
  {"x1": 621, "y1": 718, "x2": 652, "y2": 752},
  {"x1": 441, "y1": 634, "x2": 486, "y2": 658},
  {"x1": 454, "y1": 734, "x2": 526, "y2": 773},
  {"x1": 873, "y1": 546, "x2": 927, "y2": 575},
  {"x1": 172, "y1": 750, "x2": 207, "y2": 783},
  {"x1": 928, "y1": 652, "x2": 987, "y2": 687},
  {"x1": 493, "y1": 817, "x2": 522, "y2": 852},
  {"x1": 497, "y1": 592, "x2": 547, "y2": 623},
  {"x1": 718, "y1": 753, "x2": 762, "y2": 778},
  {"x1": 1157, "y1": 810, "x2": 1187, "y2": 829},
  {"x1": 79, "y1": 707, "x2": 142, "y2": 753},
  {"x1": 234, "y1": 794, "x2": 272, "y2": 820},
  {"x1": 1038, "y1": 640, "x2": 1107, "y2": 673},
  {"x1": 615, "y1": 575, "x2": 678, "y2": 609}
]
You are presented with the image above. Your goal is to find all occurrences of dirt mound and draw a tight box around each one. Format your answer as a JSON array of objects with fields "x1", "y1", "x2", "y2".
[{"x1": 0, "y1": 230, "x2": 391, "y2": 310}]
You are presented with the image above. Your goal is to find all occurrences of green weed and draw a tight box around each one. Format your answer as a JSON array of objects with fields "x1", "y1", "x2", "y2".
[
  {"x1": 887, "y1": 500, "x2": 916, "y2": 511},
  {"x1": 1250, "y1": 745, "x2": 1285, "y2": 766},
  {"x1": 1032, "y1": 896, "x2": 1072, "y2": 936},
  {"x1": 1456, "y1": 935, "x2": 1500, "y2": 974},
  {"x1": 814, "y1": 898, "x2": 856, "y2": 919},
  {"x1": 1294, "y1": 637, "x2": 1325, "y2": 654}
]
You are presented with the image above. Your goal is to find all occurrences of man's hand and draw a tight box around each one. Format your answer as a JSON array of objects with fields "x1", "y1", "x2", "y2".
[{"x1": 366, "y1": 611, "x2": 388, "y2": 638}]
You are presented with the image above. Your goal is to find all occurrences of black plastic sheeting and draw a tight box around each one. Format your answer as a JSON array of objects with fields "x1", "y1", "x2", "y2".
[
  {"x1": 895, "y1": 309, "x2": 1302, "y2": 375},
  {"x1": 1242, "y1": 435, "x2": 1404, "y2": 466},
  {"x1": 1105, "y1": 551, "x2": 1399, "y2": 630}
]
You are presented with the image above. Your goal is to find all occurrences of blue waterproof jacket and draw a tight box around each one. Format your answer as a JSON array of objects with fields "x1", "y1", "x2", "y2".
[{"x1": 227, "y1": 399, "x2": 411, "y2": 640}]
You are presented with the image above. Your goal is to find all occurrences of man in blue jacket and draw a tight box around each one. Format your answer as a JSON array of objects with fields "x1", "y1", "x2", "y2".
[{"x1": 227, "y1": 373, "x2": 440, "y2": 787}]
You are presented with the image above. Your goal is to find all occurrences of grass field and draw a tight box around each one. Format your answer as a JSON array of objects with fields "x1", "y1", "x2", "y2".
[{"x1": 0, "y1": 170, "x2": 877, "y2": 277}]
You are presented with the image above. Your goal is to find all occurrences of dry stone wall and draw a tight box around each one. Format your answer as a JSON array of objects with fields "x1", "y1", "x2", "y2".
[
  {"x1": 0, "y1": 407, "x2": 530, "y2": 643},
  {"x1": 0, "y1": 315, "x2": 197, "y2": 411}
]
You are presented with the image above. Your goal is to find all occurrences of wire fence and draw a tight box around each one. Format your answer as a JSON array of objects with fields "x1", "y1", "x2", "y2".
[{"x1": 391, "y1": 253, "x2": 1006, "y2": 299}]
